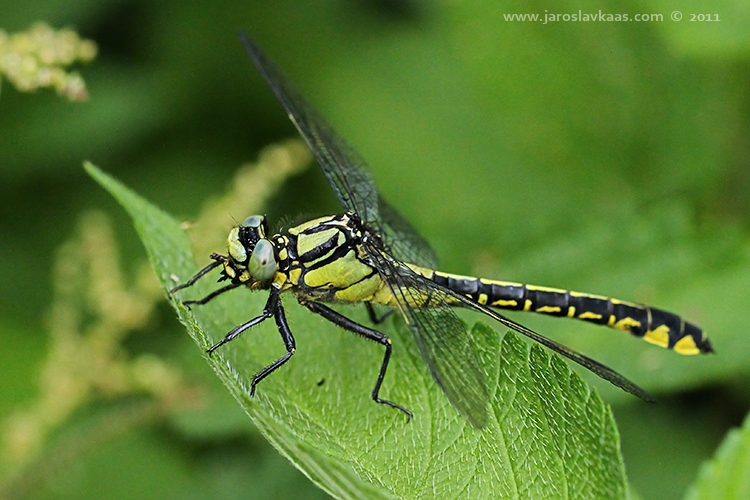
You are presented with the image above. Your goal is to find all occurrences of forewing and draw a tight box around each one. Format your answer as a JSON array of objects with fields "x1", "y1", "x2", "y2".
[
  {"x1": 366, "y1": 244, "x2": 489, "y2": 428},
  {"x1": 239, "y1": 32, "x2": 379, "y2": 223},
  {"x1": 240, "y1": 32, "x2": 439, "y2": 269},
  {"x1": 378, "y1": 196, "x2": 439, "y2": 269}
]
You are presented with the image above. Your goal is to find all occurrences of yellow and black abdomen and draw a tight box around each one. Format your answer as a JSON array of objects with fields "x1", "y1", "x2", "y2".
[{"x1": 429, "y1": 271, "x2": 712, "y2": 356}]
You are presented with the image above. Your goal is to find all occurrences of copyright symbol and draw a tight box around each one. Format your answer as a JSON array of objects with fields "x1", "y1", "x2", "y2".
[{"x1": 671, "y1": 11, "x2": 682, "y2": 21}]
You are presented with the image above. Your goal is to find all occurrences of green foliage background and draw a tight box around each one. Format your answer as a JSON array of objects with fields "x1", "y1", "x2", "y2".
[{"x1": 1, "y1": 0, "x2": 749, "y2": 499}]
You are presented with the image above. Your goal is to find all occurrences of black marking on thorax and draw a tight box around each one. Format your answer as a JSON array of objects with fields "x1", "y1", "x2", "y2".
[
  {"x1": 284, "y1": 215, "x2": 368, "y2": 270},
  {"x1": 299, "y1": 232, "x2": 341, "y2": 264}
]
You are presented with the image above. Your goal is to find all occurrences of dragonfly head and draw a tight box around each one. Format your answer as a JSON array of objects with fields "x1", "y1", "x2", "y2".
[{"x1": 223, "y1": 215, "x2": 277, "y2": 285}]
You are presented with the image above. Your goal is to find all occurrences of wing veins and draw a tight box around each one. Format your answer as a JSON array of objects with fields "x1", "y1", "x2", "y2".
[
  {"x1": 239, "y1": 32, "x2": 438, "y2": 268},
  {"x1": 431, "y1": 282, "x2": 656, "y2": 402},
  {"x1": 367, "y1": 244, "x2": 490, "y2": 428}
]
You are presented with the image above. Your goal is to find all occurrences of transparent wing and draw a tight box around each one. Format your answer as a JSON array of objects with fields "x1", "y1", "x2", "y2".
[
  {"x1": 240, "y1": 32, "x2": 378, "y2": 223},
  {"x1": 377, "y1": 197, "x2": 439, "y2": 269},
  {"x1": 417, "y1": 274, "x2": 657, "y2": 403},
  {"x1": 240, "y1": 32, "x2": 438, "y2": 268},
  {"x1": 367, "y1": 245, "x2": 655, "y2": 415},
  {"x1": 471, "y1": 305, "x2": 656, "y2": 402},
  {"x1": 366, "y1": 244, "x2": 489, "y2": 428}
]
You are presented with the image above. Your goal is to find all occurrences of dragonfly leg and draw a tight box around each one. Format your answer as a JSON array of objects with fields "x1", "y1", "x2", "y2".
[
  {"x1": 207, "y1": 288, "x2": 278, "y2": 355},
  {"x1": 304, "y1": 301, "x2": 412, "y2": 420},
  {"x1": 249, "y1": 294, "x2": 296, "y2": 397},
  {"x1": 365, "y1": 302, "x2": 395, "y2": 324},
  {"x1": 170, "y1": 253, "x2": 225, "y2": 293},
  {"x1": 183, "y1": 283, "x2": 241, "y2": 309},
  {"x1": 206, "y1": 287, "x2": 297, "y2": 399}
]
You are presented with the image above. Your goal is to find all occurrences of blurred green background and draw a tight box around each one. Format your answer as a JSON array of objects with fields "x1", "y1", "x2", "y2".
[{"x1": 1, "y1": 0, "x2": 749, "y2": 499}]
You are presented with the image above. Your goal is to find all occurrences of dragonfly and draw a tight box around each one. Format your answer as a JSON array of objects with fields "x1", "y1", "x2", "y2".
[{"x1": 171, "y1": 32, "x2": 713, "y2": 429}]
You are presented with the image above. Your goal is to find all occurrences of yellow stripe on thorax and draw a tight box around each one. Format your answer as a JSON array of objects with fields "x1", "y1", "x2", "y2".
[{"x1": 295, "y1": 227, "x2": 341, "y2": 259}]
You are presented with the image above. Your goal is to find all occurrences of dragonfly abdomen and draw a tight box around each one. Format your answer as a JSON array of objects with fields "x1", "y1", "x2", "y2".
[{"x1": 429, "y1": 271, "x2": 712, "y2": 356}]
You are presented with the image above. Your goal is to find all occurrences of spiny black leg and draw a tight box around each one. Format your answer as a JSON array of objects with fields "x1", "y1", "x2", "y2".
[
  {"x1": 249, "y1": 297, "x2": 296, "y2": 397},
  {"x1": 304, "y1": 301, "x2": 412, "y2": 420},
  {"x1": 365, "y1": 302, "x2": 394, "y2": 324},
  {"x1": 170, "y1": 257, "x2": 223, "y2": 294},
  {"x1": 207, "y1": 289, "x2": 278, "y2": 355},
  {"x1": 183, "y1": 283, "x2": 240, "y2": 309}
]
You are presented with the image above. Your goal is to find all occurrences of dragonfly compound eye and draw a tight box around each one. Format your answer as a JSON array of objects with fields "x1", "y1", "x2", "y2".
[
  {"x1": 248, "y1": 238, "x2": 276, "y2": 281},
  {"x1": 229, "y1": 215, "x2": 270, "y2": 265},
  {"x1": 243, "y1": 215, "x2": 264, "y2": 230}
]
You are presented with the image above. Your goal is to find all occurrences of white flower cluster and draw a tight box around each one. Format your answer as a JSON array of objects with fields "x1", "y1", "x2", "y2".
[{"x1": 0, "y1": 22, "x2": 97, "y2": 101}]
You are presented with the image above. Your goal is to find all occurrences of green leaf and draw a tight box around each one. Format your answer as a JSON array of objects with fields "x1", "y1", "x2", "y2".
[
  {"x1": 85, "y1": 162, "x2": 629, "y2": 499},
  {"x1": 684, "y1": 412, "x2": 750, "y2": 500}
]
